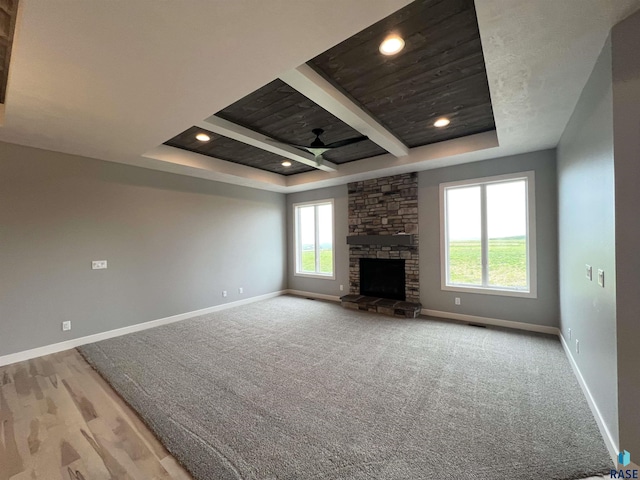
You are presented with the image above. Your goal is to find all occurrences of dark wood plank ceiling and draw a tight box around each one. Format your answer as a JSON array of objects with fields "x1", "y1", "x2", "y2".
[
  {"x1": 215, "y1": 79, "x2": 387, "y2": 164},
  {"x1": 164, "y1": 126, "x2": 315, "y2": 176},
  {"x1": 0, "y1": 0, "x2": 19, "y2": 104},
  {"x1": 163, "y1": 0, "x2": 495, "y2": 176},
  {"x1": 309, "y1": 0, "x2": 495, "y2": 148}
]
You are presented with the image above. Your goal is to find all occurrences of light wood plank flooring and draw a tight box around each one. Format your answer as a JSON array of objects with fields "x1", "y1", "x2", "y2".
[
  {"x1": 0, "y1": 349, "x2": 192, "y2": 480},
  {"x1": 0, "y1": 349, "x2": 609, "y2": 480}
]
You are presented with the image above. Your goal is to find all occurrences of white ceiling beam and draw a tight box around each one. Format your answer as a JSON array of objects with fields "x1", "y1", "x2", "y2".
[
  {"x1": 280, "y1": 64, "x2": 409, "y2": 158},
  {"x1": 197, "y1": 116, "x2": 338, "y2": 172},
  {"x1": 142, "y1": 144, "x2": 288, "y2": 192}
]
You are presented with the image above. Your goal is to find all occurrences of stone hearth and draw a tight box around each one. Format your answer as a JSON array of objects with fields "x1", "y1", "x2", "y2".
[{"x1": 340, "y1": 294, "x2": 422, "y2": 318}]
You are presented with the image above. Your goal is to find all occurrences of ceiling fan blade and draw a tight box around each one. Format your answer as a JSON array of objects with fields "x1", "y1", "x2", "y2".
[
  {"x1": 264, "y1": 131, "x2": 366, "y2": 158},
  {"x1": 324, "y1": 135, "x2": 368, "y2": 149}
]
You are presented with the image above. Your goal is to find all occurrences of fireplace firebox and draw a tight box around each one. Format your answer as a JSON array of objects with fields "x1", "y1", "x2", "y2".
[{"x1": 359, "y1": 258, "x2": 406, "y2": 301}]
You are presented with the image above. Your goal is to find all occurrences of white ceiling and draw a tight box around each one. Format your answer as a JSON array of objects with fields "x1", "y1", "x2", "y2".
[{"x1": 1, "y1": 0, "x2": 639, "y2": 193}]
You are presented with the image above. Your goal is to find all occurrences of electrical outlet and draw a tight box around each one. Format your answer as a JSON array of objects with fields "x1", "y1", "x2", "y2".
[
  {"x1": 568, "y1": 328, "x2": 572, "y2": 340},
  {"x1": 222, "y1": 290, "x2": 227, "y2": 297},
  {"x1": 62, "y1": 321, "x2": 71, "y2": 332},
  {"x1": 455, "y1": 297, "x2": 461, "y2": 305},
  {"x1": 238, "y1": 287, "x2": 243, "y2": 294},
  {"x1": 92, "y1": 260, "x2": 108, "y2": 270},
  {"x1": 576, "y1": 339, "x2": 580, "y2": 354},
  {"x1": 339, "y1": 284, "x2": 344, "y2": 291},
  {"x1": 598, "y1": 269, "x2": 604, "y2": 287},
  {"x1": 585, "y1": 264, "x2": 592, "y2": 281}
]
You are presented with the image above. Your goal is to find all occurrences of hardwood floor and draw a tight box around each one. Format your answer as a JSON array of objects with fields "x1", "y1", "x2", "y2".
[
  {"x1": 0, "y1": 349, "x2": 192, "y2": 480},
  {"x1": 0, "y1": 348, "x2": 609, "y2": 480}
]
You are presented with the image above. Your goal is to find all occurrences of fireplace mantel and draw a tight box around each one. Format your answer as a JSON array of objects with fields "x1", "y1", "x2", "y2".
[{"x1": 346, "y1": 234, "x2": 415, "y2": 246}]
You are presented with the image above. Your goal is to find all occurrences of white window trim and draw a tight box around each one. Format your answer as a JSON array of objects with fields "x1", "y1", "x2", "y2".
[
  {"x1": 439, "y1": 171, "x2": 537, "y2": 298},
  {"x1": 293, "y1": 198, "x2": 336, "y2": 280}
]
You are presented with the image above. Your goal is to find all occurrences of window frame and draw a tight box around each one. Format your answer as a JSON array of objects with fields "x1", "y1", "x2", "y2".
[
  {"x1": 293, "y1": 198, "x2": 336, "y2": 280},
  {"x1": 439, "y1": 171, "x2": 537, "y2": 298}
]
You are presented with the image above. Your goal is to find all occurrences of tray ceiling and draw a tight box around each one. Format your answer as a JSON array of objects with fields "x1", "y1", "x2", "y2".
[
  {"x1": 2, "y1": 0, "x2": 639, "y2": 192},
  {"x1": 164, "y1": 0, "x2": 495, "y2": 176}
]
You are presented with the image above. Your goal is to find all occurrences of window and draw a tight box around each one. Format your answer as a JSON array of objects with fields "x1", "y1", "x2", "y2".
[
  {"x1": 294, "y1": 199, "x2": 335, "y2": 279},
  {"x1": 440, "y1": 171, "x2": 536, "y2": 297}
]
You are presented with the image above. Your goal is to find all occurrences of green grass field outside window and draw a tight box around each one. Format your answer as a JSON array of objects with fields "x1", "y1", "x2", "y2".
[{"x1": 448, "y1": 237, "x2": 526, "y2": 288}]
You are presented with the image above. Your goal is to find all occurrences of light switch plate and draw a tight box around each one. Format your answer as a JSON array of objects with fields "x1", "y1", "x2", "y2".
[
  {"x1": 92, "y1": 260, "x2": 108, "y2": 270},
  {"x1": 586, "y1": 264, "x2": 592, "y2": 281},
  {"x1": 598, "y1": 269, "x2": 604, "y2": 287}
]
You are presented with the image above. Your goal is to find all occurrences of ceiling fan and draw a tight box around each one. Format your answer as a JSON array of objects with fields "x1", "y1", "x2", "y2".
[{"x1": 276, "y1": 128, "x2": 367, "y2": 163}]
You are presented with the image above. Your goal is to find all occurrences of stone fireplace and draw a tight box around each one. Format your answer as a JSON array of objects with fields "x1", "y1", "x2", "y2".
[{"x1": 341, "y1": 173, "x2": 421, "y2": 318}]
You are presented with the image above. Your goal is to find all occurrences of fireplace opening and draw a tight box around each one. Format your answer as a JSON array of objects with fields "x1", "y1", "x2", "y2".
[{"x1": 359, "y1": 258, "x2": 406, "y2": 301}]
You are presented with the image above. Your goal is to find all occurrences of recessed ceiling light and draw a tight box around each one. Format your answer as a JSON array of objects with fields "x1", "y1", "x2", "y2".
[
  {"x1": 379, "y1": 34, "x2": 405, "y2": 56},
  {"x1": 434, "y1": 117, "x2": 450, "y2": 128},
  {"x1": 195, "y1": 133, "x2": 211, "y2": 142},
  {"x1": 282, "y1": 161, "x2": 292, "y2": 167}
]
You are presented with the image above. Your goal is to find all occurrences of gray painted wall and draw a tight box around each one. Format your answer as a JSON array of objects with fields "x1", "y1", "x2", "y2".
[
  {"x1": 612, "y1": 10, "x2": 640, "y2": 455},
  {"x1": 286, "y1": 184, "x2": 349, "y2": 297},
  {"x1": 557, "y1": 38, "x2": 618, "y2": 446},
  {"x1": 0, "y1": 142, "x2": 287, "y2": 357},
  {"x1": 287, "y1": 151, "x2": 559, "y2": 329},
  {"x1": 419, "y1": 150, "x2": 559, "y2": 326}
]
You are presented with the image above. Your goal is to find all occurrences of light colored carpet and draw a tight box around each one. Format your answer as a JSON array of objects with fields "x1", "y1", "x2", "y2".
[{"x1": 79, "y1": 295, "x2": 612, "y2": 480}]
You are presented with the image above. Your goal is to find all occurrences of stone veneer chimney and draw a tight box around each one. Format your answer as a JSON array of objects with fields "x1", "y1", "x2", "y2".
[{"x1": 348, "y1": 173, "x2": 419, "y2": 303}]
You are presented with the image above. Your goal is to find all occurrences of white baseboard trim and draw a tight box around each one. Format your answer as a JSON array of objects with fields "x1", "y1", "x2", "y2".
[
  {"x1": 421, "y1": 309, "x2": 560, "y2": 336},
  {"x1": 0, "y1": 290, "x2": 286, "y2": 367},
  {"x1": 559, "y1": 333, "x2": 618, "y2": 463},
  {"x1": 285, "y1": 289, "x2": 341, "y2": 302}
]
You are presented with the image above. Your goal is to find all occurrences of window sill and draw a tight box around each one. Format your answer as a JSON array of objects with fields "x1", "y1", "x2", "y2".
[
  {"x1": 294, "y1": 272, "x2": 336, "y2": 280},
  {"x1": 441, "y1": 284, "x2": 537, "y2": 299}
]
